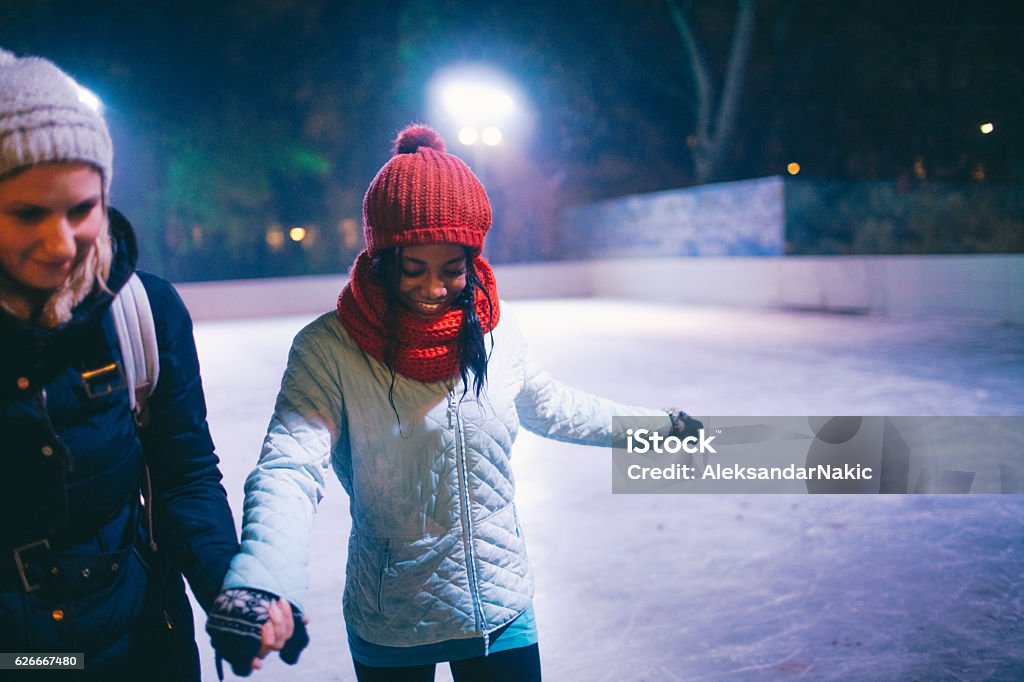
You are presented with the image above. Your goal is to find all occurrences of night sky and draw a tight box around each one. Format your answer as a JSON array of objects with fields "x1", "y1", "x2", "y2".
[{"x1": 2, "y1": 0, "x2": 1021, "y2": 278}]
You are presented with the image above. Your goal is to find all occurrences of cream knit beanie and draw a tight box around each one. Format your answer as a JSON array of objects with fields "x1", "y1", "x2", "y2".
[{"x1": 0, "y1": 48, "x2": 113, "y2": 194}]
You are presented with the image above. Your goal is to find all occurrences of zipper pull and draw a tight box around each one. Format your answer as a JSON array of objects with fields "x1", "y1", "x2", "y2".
[{"x1": 447, "y1": 390, "x2": 455, "y2": 429}]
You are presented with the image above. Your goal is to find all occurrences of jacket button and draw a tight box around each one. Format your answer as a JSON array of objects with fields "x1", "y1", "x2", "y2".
[
  {"x1": 41, "y1": 445, "x2": 54, "y2": 457},
  {"x1": 16, "y1": 377, "x2": 30, "y2": 390},
  {"x1": 51, "y1": 609, "x2": 64, "y2": 622},
  {"x1": 111, "y1": 563, "x2": 120, "y2": 572},
  {"x1": 81, "y1": 568, "x2": 91, "y2": 579}
]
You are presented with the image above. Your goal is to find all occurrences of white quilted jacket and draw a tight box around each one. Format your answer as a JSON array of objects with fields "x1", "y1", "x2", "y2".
[{"x1": 222, "y1": 304, "x2": 670, "y2": 647}]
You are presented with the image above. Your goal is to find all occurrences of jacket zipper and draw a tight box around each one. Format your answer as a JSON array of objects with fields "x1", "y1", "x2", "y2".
[
  {"x1": 450, "y1": 389, "x2": 489, "y2": 654},
  {"x1": 377, "y1": 538, "x2": 391, "y2": 613}
]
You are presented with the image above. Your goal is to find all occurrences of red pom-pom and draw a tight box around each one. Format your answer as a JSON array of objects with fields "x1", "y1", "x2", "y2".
[{"x1": 393, "y1": 124, "x2": 446, "y2": 155}]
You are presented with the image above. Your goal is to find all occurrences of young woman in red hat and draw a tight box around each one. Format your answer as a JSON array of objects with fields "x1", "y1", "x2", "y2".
[{"x1": 207, "y1": 124, "x2": 698, "y2": 681}]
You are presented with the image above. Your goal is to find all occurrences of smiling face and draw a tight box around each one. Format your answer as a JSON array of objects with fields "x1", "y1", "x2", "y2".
[
  {"x1": 0, "y1": 163, "x2": 105, "y2": 291},
  {"x1": 396, "y1": 243, "x2": 468, "y2": 318}
]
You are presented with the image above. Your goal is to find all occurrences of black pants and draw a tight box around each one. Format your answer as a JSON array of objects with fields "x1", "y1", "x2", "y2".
[{"x1": 353, "y1": 643, "x2": 542, "y2": 682}]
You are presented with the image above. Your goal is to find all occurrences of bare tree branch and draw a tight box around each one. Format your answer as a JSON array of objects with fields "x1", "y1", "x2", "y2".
[
  {"x1": 666, "y1": 0, "x2": 757, "y2": 183},
  {"x1": 705, "y1": 0, "x2": 756, "y2": 181},
  {"x1": 666, "y1": 0, "x2": 714, "y2": 141}
]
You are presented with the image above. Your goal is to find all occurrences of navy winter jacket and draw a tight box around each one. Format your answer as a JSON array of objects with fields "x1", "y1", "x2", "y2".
[{"x1": 0, "y1": 209, "x2": 238, "y2": 680}]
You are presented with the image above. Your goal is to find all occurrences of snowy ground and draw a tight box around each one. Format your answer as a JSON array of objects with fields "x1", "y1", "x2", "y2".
[{"x1": 190, "y1": 300, "x2": 1024, "y2": 681}]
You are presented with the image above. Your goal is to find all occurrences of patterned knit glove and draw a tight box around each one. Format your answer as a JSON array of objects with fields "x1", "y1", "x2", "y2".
[
  {"x1": 206, "y1": 588, "x2": 309, "y2": 679},
  {"x1": 665, "y1": 408, "x2": 703, "y2": 440}
]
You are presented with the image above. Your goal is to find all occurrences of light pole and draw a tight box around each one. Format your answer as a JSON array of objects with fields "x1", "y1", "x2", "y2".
[
  {"x1": 431, "y1": 69, "x2": 517, "y2": 150},
  {"x1": 427, "y1": 65, "x2": 528, "y2": 260}
]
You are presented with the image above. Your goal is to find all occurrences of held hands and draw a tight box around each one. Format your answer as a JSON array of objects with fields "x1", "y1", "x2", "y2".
[
  {"x1": 256, "y1": 599, "x2": 306, "y2": 669},
  {"x1": 206, "y1": 588, "x2": 310, "y2": 679}
]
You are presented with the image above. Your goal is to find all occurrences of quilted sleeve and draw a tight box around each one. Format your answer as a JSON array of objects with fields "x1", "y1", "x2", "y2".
[
  {"x1": 515, "y1": 360, "x2": 671, "y2": 446},
  {"x1": 505, "y1": 305, "x2": 672, "y2": 447},
  {"x1": 221, "y1": 319, "x2": 345, "y2": 612}
]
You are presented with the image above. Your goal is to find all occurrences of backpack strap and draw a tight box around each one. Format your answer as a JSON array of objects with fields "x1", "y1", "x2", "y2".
[
  {"x1": 110, "y1": 272, "x2": 162, "y2": 551},
  {"x1": 110, "y1": 273, "x2": 160, "y2": 423}
]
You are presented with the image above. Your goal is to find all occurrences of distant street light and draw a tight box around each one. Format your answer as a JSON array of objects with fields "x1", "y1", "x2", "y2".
[
  {"x1": 427, "y1": 66, "x2": 531, "y2": 261},
  {"x1": 787, "y1": 162, "x2": 801, "y2": 175},
  {"x1": 266, "y1": 228, "x2": 285, "y2": 251},
  {"x1": 441, "y1": 82, "x2": 514, "y2": 124},
  {"x1": 980, "y1": 122, "x2": 994, "y2": 135},
  {"x1": 427, "y1": 65, "x2": 526, "y2": 148},
  {"x1": 481, "y1": 127, "x2": 503, "y2": 146}
]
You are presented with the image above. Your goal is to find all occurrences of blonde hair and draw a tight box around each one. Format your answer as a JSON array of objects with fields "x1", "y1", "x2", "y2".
[
  {"x1": 42, "y1": 212, "x2": 113, "y2": 326},
  {"x1": 0, "y1": 191, "x2": 113, "y2": 328}
]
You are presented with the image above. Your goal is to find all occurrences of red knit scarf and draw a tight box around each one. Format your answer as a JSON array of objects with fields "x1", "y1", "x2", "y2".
[{"x1": 336, "y1": 251, "x2": 500, "y2": 383}]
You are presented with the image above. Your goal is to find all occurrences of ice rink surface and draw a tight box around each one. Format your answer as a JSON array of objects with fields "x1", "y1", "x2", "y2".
[{"x1": 190, "y1": 299, "x2": 1024, "y2": 681}]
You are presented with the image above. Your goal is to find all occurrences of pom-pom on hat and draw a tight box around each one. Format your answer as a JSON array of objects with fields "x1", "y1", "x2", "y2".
[
  {"x1": 0, "y1": 48, "x2": 113, "y2": 194},
  {"x1": 363, "y1": 123, "x2": 491, "y2": 255}
]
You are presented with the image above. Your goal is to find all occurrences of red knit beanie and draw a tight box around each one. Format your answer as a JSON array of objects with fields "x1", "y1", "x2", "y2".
[{"x1": 363, "y1": 124, "x2": 491, "y2": 255}]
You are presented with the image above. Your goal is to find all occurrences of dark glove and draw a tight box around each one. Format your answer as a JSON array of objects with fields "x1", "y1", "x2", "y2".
[
  {"x1": 206, "y1": 587, "x2": 308, "y2": 679},
  {"x1": 279, "y1": 610, "x2": 310, "y2": 665},
  {"x1": 665, "y1": 408, "x2": 703, "y2": 440}
]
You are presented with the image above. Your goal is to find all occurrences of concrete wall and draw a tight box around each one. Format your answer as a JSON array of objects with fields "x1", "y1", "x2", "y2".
[
  {"x1": 576, "y1": 255, "x2": 1024, "y2": 322},
  {"x1": 559, "y1": 176, "x2": 1024, "y2": 260},
  {"x1": 176, "y1": 273, "x2": 345, "y2": 321},
  {"x1": 177, "y1": 255, "x2": 1024, "y2": 324},
  {"x1": 561, "y1": 176, "x2": 785, "y2": 259}
]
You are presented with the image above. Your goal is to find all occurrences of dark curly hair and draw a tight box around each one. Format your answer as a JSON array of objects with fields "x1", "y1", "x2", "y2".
[{"x1": 369, "y1": 247, "x2": 494, "y2": 425}]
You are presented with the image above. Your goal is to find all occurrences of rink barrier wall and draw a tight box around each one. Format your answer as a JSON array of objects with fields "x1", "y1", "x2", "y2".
[
  {"x1": 175, "y1": 255, "x2": 1024, "y2": 324},
  {"x1": 561, "y1": 176, "x2": 786, "y2": 259}
]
